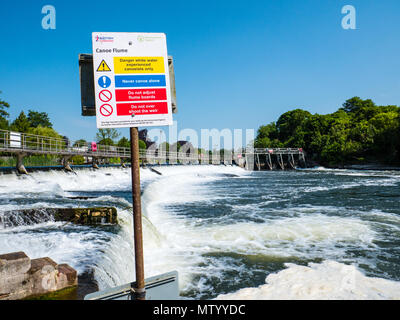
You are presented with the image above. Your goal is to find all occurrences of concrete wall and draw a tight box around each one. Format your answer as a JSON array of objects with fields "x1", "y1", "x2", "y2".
[{"x1": 0, "y1": 252, "x2": 77, "y2": 300}]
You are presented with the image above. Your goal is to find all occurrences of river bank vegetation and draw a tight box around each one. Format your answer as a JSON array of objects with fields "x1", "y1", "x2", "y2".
[{"x1": 255, "y1": 97, "x2": 400, "y2": 167}]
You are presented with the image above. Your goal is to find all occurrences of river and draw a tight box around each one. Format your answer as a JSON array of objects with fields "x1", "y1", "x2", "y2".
[{"x1": 0, "y1": 165, "x2": 400, "y2": 299}]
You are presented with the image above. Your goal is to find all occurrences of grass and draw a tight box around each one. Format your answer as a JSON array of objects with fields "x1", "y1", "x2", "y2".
[{"x1": 0, "y1": 155, "x2": 60, "y2": 167}]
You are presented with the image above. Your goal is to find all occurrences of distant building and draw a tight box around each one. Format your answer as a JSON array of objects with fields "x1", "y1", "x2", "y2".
[
  {"x1": 170, "y1": 141, "x2": 195, "y2": 155},
  {"x1": 139, "y1": 129, "x2": 155, "y2": 149}
]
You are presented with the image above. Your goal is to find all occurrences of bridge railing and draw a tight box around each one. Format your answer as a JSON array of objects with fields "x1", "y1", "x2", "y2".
[
  {"x1": 0, "y1": 129, "x2": 131, "y2": 158},
  {"x1": 2, "y1": 129, "x2": 304, "y2": 163},
  {"x1": 141, "y1": 149, "x2": 208, "y2": 163},
  {"x1": 0, "y1": 129, "x2": 218, "y2": 162},
  {"x1": 0, "y1": 130, "x2": 65, "y2": 153},
  {"x1": 253, "y1": 148, "x2": 304, "y2": 154}
]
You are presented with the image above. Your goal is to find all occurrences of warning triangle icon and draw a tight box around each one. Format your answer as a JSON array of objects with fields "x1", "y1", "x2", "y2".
[{"x1": 97, "y1": 60, "x2": 111, "y2": 72}]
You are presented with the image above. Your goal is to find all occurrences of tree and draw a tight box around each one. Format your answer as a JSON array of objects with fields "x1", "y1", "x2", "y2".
[
  {"x1": 342, "y1": 97, "x2": 375, "y2": 113},
  {"x1": 73, "y1": 139, "x2": 87, "y2": 147},
  {"x1": 276, "y1": 109, "x2": 312, "y2": 143},
  {"x1": 117, "y1": 137, "x2": 130, "y2": 149},
  {"x1": 28, "y1": 126, "x2": 62, "y2": 138},
  {"x1": 256, "y1": 97, "x2": 400, "y2": 166},
  {"x1": 139, "y1": 140, "x2": 147, "y2": 150},
  {"x1": 10, "y1": 111, "x2": 30, "y2": 132},
  {"x1": 27, "y1": 110, "x2": 52, "y2": 128},
  {"x1": 96, "y1": 128, "x2": 120, "y2": 145},
  {"x1": 0, "y1": 91, "x2": 10, "y2": 130}
]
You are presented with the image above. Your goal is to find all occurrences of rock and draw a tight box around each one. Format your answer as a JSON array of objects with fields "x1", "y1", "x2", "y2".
[
  {"x1": 0, "y1": 252, "x2": 31, "y2": 299},
  {"x1": 0, "y1": 252, "x2": 77, "y2": 300},
  {"x1": 0, "y1": 252, "x2": 31, "y2": 277}
]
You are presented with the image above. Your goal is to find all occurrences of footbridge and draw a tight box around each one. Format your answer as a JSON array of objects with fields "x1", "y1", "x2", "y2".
[{"x1": 0, "y1": 130, "x2": 305, "y2": 173}]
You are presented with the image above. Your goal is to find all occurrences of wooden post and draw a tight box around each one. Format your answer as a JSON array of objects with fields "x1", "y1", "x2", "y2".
[{"x1": 130, "y1": 127, "x2": 145, "y2": 300}]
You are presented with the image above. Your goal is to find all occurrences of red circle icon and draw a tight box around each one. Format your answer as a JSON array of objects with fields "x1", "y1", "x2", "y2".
[
  {"x1": 100, "y1": 104, "x2": 113, "y2": 117},
  {"x1": 99, "y1": 90, "x2": 112, "y2": 102}
]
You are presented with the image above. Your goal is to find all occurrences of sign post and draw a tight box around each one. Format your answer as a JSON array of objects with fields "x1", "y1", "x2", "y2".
[
  {"x1": 129, "y1": 126, "x2": 145, "y2": 299},
  {"x1": 92, "y1": 32, "x2": 174, "y2": 300}
]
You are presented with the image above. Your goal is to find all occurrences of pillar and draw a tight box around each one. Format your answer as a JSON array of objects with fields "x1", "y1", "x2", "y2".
[
  {"x1": 61, "y1": 156, "x2": 73, "y2": 172},
  {"x1": 16, "y1": 153, "x2": 28, "y2": 175}
]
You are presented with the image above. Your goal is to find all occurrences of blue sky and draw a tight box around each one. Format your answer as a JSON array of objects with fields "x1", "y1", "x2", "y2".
[{"x1": 0, "y1": 0, "x2": 400, "y2": 144}]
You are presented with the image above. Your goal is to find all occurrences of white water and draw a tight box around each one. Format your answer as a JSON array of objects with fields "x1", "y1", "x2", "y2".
[
  {"x1": 216, "y1": 260, "x2": 400, "y2": 300},
  {"x1": 1, "y1": 165, "x2": 399, "y2": 299}
]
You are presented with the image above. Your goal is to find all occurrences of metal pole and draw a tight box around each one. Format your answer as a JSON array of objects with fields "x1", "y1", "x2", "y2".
[{"x1": 130, "y1": 127, "x2": 146, "y2": 300}]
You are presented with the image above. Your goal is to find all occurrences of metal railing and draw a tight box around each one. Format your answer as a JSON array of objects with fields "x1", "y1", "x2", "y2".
[
  {"x1": 0, "y1": 130, "x2": 234, "y2": 163},
  {"x1": 253, "y1": 148, "x2": 304, "y2": 154},
  {"x1": 0, "y1": 129, "x2": 130, "y2": 158},
  {"x1": 0, "y1": 129, "x2": 305, "y2": 164}
]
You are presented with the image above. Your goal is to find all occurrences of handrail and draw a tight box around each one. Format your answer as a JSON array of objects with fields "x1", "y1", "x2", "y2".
[{"x1": 0, "y1": 129, "x2": 304, "y2": 163}]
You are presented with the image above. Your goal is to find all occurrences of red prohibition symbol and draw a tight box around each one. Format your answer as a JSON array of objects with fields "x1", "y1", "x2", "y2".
[
  {"x1": 100, "y1": 104, "x2": 113, "y2": 117},
  {"x1": 99, "y1": 90, "x2": 112, "y2": 102}
]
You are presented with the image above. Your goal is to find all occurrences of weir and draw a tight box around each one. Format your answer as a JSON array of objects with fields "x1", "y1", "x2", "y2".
[{"x1": 244, "y1": 148, "x2": 306, "y2": 171}]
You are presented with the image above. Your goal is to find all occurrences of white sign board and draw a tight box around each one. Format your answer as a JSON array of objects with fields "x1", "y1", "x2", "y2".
[
  {"x1": 9, "y1": 132, "x2": 21, "y2": 148},
  {"x1": 92, "y1": 32, "x2": 173, "y2": 128}
]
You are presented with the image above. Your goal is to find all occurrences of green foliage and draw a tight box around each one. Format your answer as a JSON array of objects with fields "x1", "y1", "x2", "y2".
[
  {"x1": 96, "y1": 129, "x2": 120, "y2": 145},
  {"x1": 255, "y1": 122, "x2": 283, "y2": 148},
  {"x1": 71, "y1": 155, "x2": 85, "y2": 165},
  {"x1": 73, "y1": 139, "x2": 87, "y2": 147},
  {"x1": 108, "y1": 157, "x2": 121, "y2": 164},
  {"x1": 256, "y1": 97, "x2": 400, "y2": 165},
  {"x1": 0, "y1": 117, "x2": 8, "y2": 130},
  {"x1": 276, "y1": 109, "x2": 312, "y2": 145},
  {"x1": 117, "y1": 137, "x2": 130, "y2": 148},
  {"x1": 27, "y1": 110, "x2": 52, "y2": 128},
  {"x1": 24, "y1": 155, "x2": 59, "y2": 166},
  {"x1": 0, "y1": 155, "x2": 59, "y2": 167},
  {"x1": 98, "y1": 137, "x2": 114, "y2": 146},
  {"x1": 28, "y1": 126, "x2": 62, "y2": 139},
  {"x1": 139, "y1": 139, "x2": 147, "y2": 150},
  {"x1": 0, "y1": 91, "x2": 10, "y2": 124},
  {"x1": 10, "y1": 111, "x2": 30, "y2": 132}
]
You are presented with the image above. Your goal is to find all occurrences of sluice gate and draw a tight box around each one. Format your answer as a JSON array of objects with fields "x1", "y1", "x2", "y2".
[{"x1": 245, "y1": 148, "x2": 306, "y2": 171}]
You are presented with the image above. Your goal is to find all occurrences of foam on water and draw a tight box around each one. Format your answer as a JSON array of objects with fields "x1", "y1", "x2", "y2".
[{"x1": 216, "y1": 260, "x2": 400, "y2": 300}]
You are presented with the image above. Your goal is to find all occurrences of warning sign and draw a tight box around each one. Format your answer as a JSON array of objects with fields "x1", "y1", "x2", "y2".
[
  {"x1": 114, "y1": 57, "x2": 164, "y2": 74},
  {"x1": 117, "y1": 102, "x2": 168, "y2": 116},
  {"x1": 96, "y1": 60, "x2": 111, "y2": 72},
  {"x1": 99, "y1": 90, "x2": 112, "y2": 102},
  {"x1": 92, "y1": 32, "x2": 173, "y2": 128},
  {"x1": 100, "y1": 104, "x2": 113, "y2": 117}
]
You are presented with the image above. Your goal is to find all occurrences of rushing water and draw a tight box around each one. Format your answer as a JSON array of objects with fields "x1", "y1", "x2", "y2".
[{"x1": 0, "y1": 165, "x2": 400, "y2": 299}]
